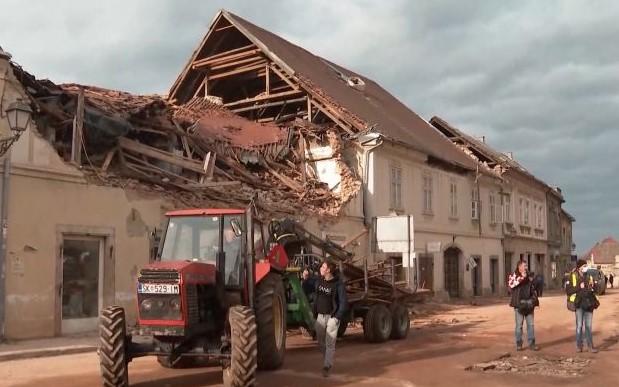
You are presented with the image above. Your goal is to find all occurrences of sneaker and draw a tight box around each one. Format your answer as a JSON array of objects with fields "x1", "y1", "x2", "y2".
[
  {"x1": 577, "y1": 347, "x2": 583, "y2": 353},
  {"x1": 516, "y1": 346, "x2": 524, "y2": 351},
  {"x1": 529, "y1": 345, "x2": 540, "y2": 351},
  {"x1": 589, "y1": 347, "x2": 599, "y2": 354},
  {"x1": 322, "y1": 366, "x2": 331, "y2": 377}
]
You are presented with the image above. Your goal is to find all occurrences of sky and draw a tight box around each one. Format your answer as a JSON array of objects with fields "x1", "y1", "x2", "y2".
[{"x1": 1, "y1": 0, "x2": 617, "y2": 254}]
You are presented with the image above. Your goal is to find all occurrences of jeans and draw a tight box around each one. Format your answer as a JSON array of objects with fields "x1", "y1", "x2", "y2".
[
  {"x1": 315, "y1": 314, "x2": 340, "y2": 368},
  {"x1": 514, "y1": 308, "x2": 535, "y2": 347},
  {"x1": 575, "y1": 308, "x2": 593, "y2": 349}
]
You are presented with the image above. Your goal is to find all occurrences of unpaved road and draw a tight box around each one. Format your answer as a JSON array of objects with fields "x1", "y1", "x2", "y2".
[{"x1": 2, "y1": 290, "x2": 617, "y2": 387}]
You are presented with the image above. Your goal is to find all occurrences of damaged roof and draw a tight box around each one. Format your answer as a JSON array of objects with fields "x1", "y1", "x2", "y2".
[
  {"x1": 581, "y1": 237, "x2": 619, "y2": 264},
  {"x1": 170, "y1": 10, "x2": 477, "y2": 171},
  {"x1": 430, "y1": 116, "x2": 564, "y2": 200}
]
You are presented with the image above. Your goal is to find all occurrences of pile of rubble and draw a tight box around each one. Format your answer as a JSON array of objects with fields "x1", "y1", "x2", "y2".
[
  {"x1": 466, "y1": 353, "x2": 591, "y2": 377},
  {"x1": 12, "y1": 64, "x2": 361, "y2": 218}
]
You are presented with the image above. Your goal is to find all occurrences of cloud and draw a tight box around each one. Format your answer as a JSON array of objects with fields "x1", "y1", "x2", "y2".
[{"x1": 1, "y1": 0, "x2": 616, "y2": 252}]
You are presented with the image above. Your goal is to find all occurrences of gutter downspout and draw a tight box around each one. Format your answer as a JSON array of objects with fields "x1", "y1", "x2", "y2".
[{"x1": 0, "y1": 154, "x2": 9, "y2": 341}]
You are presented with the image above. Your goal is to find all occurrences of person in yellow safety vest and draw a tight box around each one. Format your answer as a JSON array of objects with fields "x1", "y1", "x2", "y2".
[{"x1": 565, "y1": 259, "x2": 600, "y2": 353}]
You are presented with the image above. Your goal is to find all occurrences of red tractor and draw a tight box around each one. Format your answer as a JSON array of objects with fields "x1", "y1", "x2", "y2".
[{"x1": 98, "y1": 208, "x2": 288, "y2": 387}]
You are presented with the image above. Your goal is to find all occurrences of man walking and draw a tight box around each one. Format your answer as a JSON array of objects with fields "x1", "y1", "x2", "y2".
[
  {"x1": 609, "y1": 273, "x2": 614, "y2": 289},
  {"x1": 313, "y1": 260, "x2": 348, "y2": 377}
]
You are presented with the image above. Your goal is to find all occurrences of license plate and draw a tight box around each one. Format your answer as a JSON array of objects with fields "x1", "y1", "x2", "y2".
[{"x1": 138, "y1": 283, "x2": 180, "y2": 294}]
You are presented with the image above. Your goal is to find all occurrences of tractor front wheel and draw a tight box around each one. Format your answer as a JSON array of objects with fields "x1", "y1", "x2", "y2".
[
  {"x1": 99, "y1": 306, "x2": 129, "y2": 387},
  {"x1": 222, "y1": 306, "x2": 258, "y2": 387},
  {"x1": 255, "y1": 273, "x2": 287, "y2": 370}
]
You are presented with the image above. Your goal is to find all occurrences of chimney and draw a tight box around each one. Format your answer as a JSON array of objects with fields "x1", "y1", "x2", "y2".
[
  {"x1": 506, "y1": 152, "x2": 514, "y2": 160},
  {"x1": 477, "y1": 136, "x2": 486, "y2": 143},
  {"x1": 0, "y1": 46, "x2": 11, "y2": 61}
]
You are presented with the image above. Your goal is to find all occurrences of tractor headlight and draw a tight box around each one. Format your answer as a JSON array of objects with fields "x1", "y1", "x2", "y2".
[
  {"x1": 141, "y1": 299, "x2": 154, "y2": 312},
  {"x1": 170, "y1": 298, "x2": 181, "y2": 311}
]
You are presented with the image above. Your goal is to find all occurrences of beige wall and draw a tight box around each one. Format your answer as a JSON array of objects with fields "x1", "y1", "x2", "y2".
[
  {"x1": 364, "y1": 141, "x2": 504, "y2": 296},
  {"x1": 1, "y1": 61, "x2": 172, "y2": 339}
]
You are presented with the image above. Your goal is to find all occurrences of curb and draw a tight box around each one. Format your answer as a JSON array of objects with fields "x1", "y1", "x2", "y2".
[{"x1": 0, "y1": 345, "x2": 98, "y2": 362}]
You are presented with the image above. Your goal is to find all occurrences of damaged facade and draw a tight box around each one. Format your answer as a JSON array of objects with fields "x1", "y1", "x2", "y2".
[
  {"x1": 0, "y1": 10, "x2": 575, "y2": 339},
  {"x1": 430, "y1": 117, "x2": 575, "y2": 291}
]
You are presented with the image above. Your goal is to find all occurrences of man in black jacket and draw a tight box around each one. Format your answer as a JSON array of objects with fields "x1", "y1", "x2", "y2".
[{"x1": 313, "y1": 260, "x2": 348, "y2": 377}]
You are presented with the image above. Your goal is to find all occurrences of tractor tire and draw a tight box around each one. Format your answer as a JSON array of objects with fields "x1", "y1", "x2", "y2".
[
  {"x1": 99, "y1": 306, "x2": 129, "y2": 387},
  {"x1": 222, "y1": 306, "x2": 258, "y2": 387},
  {"x1": 389, "y1": 304, "x2": 410, "y2": 340},
  {"x1": 363, "y1": 304, "x2": 392, "y2": 343},
  {"x1": 255, "y1": 273, "x2": 287, "y2": 370}
]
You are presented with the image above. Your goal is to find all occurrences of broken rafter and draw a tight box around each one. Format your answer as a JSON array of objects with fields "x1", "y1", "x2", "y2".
[
  {"x1": 192, "y1": 48, "x2": 262, "y2": 69},
  {"x1": 193, "y1": 44, "x2": 256, "y2": 65},
  {"x1": 309, "y1": 99, "x2": 354, "y2": 135},
  {"x1": 71, "y1": 88, "x2": 85, "y2": 165},
  {"x1": 208, "y1": 63, "x2": 266, "y2": 80},
  {"x1": 231, "y1": 97, "x2": 306, "y2": 114},
  {"x1": 224, "y1": 89, "x2": 304, "y2": 108},
  {"x1": 209, "y1": 55, "x2": 265, "y2": 71},
  {"x1": 270, "y1": 64, "x2": 299, "y2": 90},
  {"x1": 118, "y1": 137, "x2": 206, "y2": 175}
]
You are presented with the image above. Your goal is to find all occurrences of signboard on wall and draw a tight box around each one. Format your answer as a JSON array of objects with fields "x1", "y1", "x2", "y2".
[{"x1": 427, "y1": 241, "x2": 441, "y2": 253}]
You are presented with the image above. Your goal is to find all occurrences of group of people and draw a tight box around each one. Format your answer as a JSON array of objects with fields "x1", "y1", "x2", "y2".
[
  {"x1": 508, "y1": 259, "x2": 601, "y2": 353},
  {"x1": 605, "y1": 273, "x2": 614, "y2": 288}
]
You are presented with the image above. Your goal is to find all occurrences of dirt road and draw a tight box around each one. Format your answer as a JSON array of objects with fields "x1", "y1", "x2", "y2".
[{"x1": 2, "y1": 290, "x2": 617, "y2": 387}]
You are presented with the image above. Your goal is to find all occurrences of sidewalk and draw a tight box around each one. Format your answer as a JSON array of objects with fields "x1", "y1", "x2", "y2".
[{"x1": 0, "y1": 333, "x2": 98, "y2": 362}]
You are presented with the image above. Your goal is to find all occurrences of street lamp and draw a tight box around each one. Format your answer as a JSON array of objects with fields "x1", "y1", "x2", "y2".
[{"x1": 1, "y1": 99, "x2": 32, "y2": 156}]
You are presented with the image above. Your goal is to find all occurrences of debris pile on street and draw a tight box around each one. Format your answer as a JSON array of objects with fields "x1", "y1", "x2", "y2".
[{"x1": 466, "y1": 353, "x2": 591, "y2": 377}]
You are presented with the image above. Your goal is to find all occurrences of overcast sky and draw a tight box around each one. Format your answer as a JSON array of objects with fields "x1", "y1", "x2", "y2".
[{"x1": 1, "y1": 0, "x2": 617, "y2": 254}]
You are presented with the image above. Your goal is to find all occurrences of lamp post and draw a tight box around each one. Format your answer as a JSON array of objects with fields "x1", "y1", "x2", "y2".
[{"x1": 1, "y1": 99, "x2": 32, "y2": 157}]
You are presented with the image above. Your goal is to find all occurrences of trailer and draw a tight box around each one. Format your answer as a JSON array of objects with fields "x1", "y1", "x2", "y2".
[{"x1": 271, "y1": 218, "x2": 423, "y2": 343}]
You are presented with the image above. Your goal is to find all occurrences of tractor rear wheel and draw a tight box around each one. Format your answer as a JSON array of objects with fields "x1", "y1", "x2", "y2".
[
  {"x1": 363, "y1": 304, "x2": 392, "y2": 343},
  {"x1": 99, "y1": 306, "x2": 129, "y2": 387},
  {"x1": 222, "y1": 306, "x2": 258, "y2": 387},
  {"x1": 389, "y1": 304, "x2": 410, "y2": 340},
  {"x1": 255, "y1": 273, "x2": 287, "y2": 370}
]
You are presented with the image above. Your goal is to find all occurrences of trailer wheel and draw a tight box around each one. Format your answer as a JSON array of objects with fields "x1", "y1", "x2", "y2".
[
  {"x1": 99, "y1": 306, "x2": 129, "y2": 387},
  {"x1": 223, "y1": 306, "x2": 258, "y2": 387},
  {"x1": 389, "y1": 304, "x2": 410, "y2": 340},
  {"x1": 363, "y1": 304, "x2": 392, "y2": 343},
  {"x1": 255, "y1": 273, "x2": 287, "y2": 370}
]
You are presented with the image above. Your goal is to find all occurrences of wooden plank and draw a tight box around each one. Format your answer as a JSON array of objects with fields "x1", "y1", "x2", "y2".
[
  {"x1": 209, "y1": 56, "x2": 265, "y2": 71},
  {"x1": 208, "y1": 63, "x2": 266, "y2": 80},
  {"x1": 265, "y1": 65, "x2": 270, "y2": 96},
  {"x1": 192, "y1": 49, "x2": 261, "y2": 69},
  {"x1": 199, "y1": 152, "x2": 215, "y2": 183},
  {"x1": 184, "y1": 181, "x2": 241, "y2": 189},
  {"x1": 270, "y1": 65, "x2": 299, "y2": 90},
  {"x1": 299, "y1": 133, "x2": 307, "y2": 184},
  {"x1": 101, "y1": 148, "x2": 116, "y2": 172},
  {"x1": 192, "y1": 45, "x2": 256, "y2": 65},
  {"x1": 118, "y1": 137, "x2": 205, "y2": 175},
  {"x1": 307, "y1": 98, "x2": 312, "y2": 122},
  {"x1": 224, "y1": 89, "x2": 304, "y2": 108},
  {"x1": 122, "y1": 153, "x2": 197, "y2": 184},
  {"x1": 71, "y1": 89, "x2": 84, "y2": 165},
  {"x1": 180, "y1": 136, "x2": 193, "y2": 158},
  {"x1": 231, "y1": 97, "x2": 306, "y2": 114},
  {"x1": 311, "y1": 99, "x2": 355, "y2": 135}
]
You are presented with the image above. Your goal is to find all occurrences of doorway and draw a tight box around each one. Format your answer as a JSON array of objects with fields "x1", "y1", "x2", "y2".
[
  {"x1": 60, "y1": 236, "x2": 104, "y2": 334},
  {"x1": 471, "y1": 256, "x2": 482, "y2": 296},
  {"x1": 418, "y1": 254, "x2": 434, "y2": 290},
  {"x1": 490, "y1": 257, "x2": 499, "y2": 294},
  {"x1": 444, "y1": 247, "x2": 461, "y2": 298}
]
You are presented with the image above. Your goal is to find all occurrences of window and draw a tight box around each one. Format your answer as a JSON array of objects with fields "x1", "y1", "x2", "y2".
[
  {"x1": 503, "y1": 194, "x2": 512, "y2": 223},
  {"x1": 537, "y1": 205, "x2": 543, "y2": 229},
  {"x1": 423, "y1": 173, "x2": 433, "y2": 213},
  {"x1": 525, "y1": 200, "x2": 530, "y2": 225},
  {"x1": 390, "y1": 165, "x2": 402, "y2": 209},
  {"x1": 489, "y1": 193, "x2": 497, "y2": 224},
  {"x1": 519, "y1": 198, "x2": 524, "y2": 224},
  {"x1": 471, "y1": 187, "x2": 480, "y2": 220},
  {"x1": 533, "y1": 204, "x2": 537, "y2": 228},
  {"x1": 449, "y1": 180, "x2": 458, "y2": 218}
]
